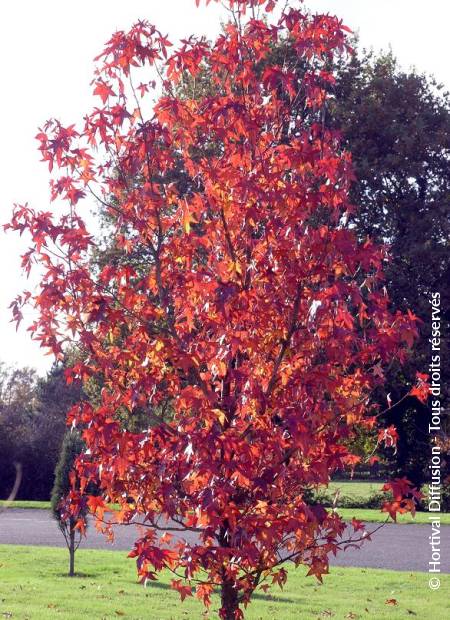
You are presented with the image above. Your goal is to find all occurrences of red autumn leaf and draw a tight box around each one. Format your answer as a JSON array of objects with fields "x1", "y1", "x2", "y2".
[
  {"x1": 409, "y1": 372, "x2": 429, "y2": 403},
  {"x1": 87, "y1": 494, "x2": 107, "y2": 521},
  {"x1": 171, "y1": 579, "x2": 193, "y2": 602},
  {"x1": 378, "y1": 425, "x2": 399, "y2": 449},
  {"x1": 351, "y1": 518, "x2": 365, "y2": 532},
  {"x1": 196, "y1": 583, "x2": 214, "y2": 606},
  {"x1": 93, "y1": 80, "x2": 115, "y2": 103}
]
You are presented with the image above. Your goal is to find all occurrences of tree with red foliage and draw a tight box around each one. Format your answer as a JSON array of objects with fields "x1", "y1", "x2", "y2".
[{"x1": 6, "y1": 1, "x2": 425, "y2": 617}]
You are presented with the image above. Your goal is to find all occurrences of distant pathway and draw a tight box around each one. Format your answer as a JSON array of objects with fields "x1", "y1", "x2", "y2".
[{"x1": 1, "y1": 509, "x2": 449, "y2": 573}]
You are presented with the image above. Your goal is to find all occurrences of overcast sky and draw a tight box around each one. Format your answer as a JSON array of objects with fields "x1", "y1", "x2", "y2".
[{"x1": 1, "y1": 0, "x2": 448, "y2": 375}]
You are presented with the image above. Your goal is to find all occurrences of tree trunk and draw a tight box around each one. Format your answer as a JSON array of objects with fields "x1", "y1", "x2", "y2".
[
  {"x1": 218, "y1": 522, "x2": 240, "y2": 619},
  {"x1": 68, "y1": 528, "x2": 75, "y2": 577},
  {"x1": 220, "y1": 577, "x2": 239, "y2": 620}
]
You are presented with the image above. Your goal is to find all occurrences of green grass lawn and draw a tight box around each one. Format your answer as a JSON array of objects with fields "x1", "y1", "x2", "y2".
[
  {"x1": 336, "y1": 508, "x2": 450, "y2": 525},
  {"x1": 0, "y1": 501, "x2": 120, "y2": 511},
  {"x1": 0, "y1": 545, "x2": 448, "y2": 619},
  {"x1": 327, "y1": 481, "x2": 385, "y2": 500},
  {"x1": 0, "y1": 500, "x2": 51, "y2": 510}
]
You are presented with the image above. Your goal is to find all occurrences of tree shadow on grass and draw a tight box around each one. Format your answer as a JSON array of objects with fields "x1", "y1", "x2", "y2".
[
  {"x1": 53, "y1": 572, "x2": 298, "y2": 604},
  {"x1": 145, "y1": 580, "x2": 297, "y2": 604},
  {"x1": 54, "y1": 571, "x2": 101, "y2": 578},
  {"x1": 251, "y1": 590, "x2": 297, "y2": 604}
]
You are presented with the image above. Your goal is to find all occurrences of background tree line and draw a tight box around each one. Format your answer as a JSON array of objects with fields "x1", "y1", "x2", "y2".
[
  {"x1": 1, "y1": 42, "x2": 448, "y2": 501},
  {"x1": 0, "y1": 362, "x2": 83, "y2": 500}
]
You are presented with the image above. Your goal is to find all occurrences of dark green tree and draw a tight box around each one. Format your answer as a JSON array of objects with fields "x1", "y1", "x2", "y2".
[
  {"x1": 32, "y1": 363, "x2": 84, "y2": 498},
  {"x1": 51, "y1": 430, "x2": 86, "y2": 576},
  {"x1": 331, "y1": 50, "x2": 449, "y2": 485}
]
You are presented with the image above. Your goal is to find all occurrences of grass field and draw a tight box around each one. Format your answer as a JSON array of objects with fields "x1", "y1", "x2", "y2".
[
  {"x1": 336, "y1": 508, "x2": 450, "y2": 524},
  {"x1": 327, "y1": 481, "x2": 386, "y2": 499},
  {"x1": 0, "y1": 500, "x2": 51, "y2": 510},
  {"x1": 0, "y1": 545, "x2": 448, "y2": 619}
]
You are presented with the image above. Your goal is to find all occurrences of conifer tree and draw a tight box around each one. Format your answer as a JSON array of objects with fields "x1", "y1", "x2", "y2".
[{"x1": 51, "y1": 431, "x2": 86, "y2": 576}]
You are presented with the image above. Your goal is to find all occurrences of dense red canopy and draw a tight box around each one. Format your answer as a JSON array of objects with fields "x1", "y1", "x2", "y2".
[{"x1": 6, "y1": 1, "x2": 424, "y2": 617}]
